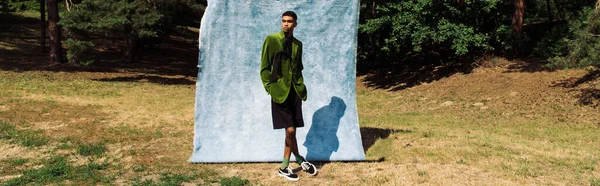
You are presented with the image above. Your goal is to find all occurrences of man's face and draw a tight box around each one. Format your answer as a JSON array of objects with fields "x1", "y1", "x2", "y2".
[{"x1": 281, "y1": 16, "x2": 296, "y2": 33}]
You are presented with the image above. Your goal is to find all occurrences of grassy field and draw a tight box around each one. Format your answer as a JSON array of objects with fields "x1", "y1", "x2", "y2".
[
  {"x1": 2, "y1": 11, "x2": 600, "y2": 186},
  {"x1": 1, "y1": 64, "x2": 600, "y2": 185}
]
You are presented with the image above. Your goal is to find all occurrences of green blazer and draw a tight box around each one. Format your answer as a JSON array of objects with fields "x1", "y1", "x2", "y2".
[{"x1": 260, "y1": 31, "x2": 307, "y2": 104}]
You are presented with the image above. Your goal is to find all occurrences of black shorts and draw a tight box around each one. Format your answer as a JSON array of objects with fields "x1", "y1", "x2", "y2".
[{"x1": 271, "y1": 86, "x2": 304, "y2": 129}]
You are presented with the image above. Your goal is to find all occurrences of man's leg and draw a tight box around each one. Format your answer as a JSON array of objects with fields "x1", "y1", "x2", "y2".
[
  {"x1": 285, "y1": 127, "x2": 299, "y2": 158},
  {"x1": 286, "y1": 127, "x2": 307, "y2": 163},
  {"x1": 286, "y1": 125, "x2": 318, "y2": 176},
  {"x1": 284, "y1": 126, "x2": 317, "y2": 176},
  {"x1": 282, "y1": 127, "x2": 299, "y2": 167},
  {"x1": 282, "y1": 128, "x2": 292, "y2": 168},
  {"x1": 278, "y1": 127, "x2": 299, "y2": 181}
]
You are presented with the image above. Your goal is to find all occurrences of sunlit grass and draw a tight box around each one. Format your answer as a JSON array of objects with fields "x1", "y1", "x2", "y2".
[
  {"x1": 356, "y1": 73, "x2": 600, "y2": 185},
  {"x1": 0, "y1": 121, "x2": 49, "y2": 148},
  {"x1": 1, "y1": 64, "x2": 600, "y2": 185}
]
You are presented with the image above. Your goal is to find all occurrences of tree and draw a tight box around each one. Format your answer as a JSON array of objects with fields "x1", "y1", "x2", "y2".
[
  {"x1": 358, "y1": 0, "x2": 493, "y2": 65},
  {"x1": 40, "y1": 0, "x2": 46, "y2": 52},
  {"x1": 47, "y1": 0, "x2": 62, "y2": 63},
  {"x1": 560, "y1": 0, "x2": 600, "y2": 68},
  {"x1": 512, "y1": 0, "x2": 525, "y2": 36},
  {"x1": 60, "y1": 0, "x2": 206, "y2": 65}
]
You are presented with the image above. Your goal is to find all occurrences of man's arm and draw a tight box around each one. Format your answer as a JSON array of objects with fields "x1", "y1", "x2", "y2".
[{"x1": 260, "y1": 36, "x2": 273, "y2": 94}]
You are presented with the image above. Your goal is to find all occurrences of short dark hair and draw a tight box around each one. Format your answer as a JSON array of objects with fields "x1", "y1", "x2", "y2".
[{"x1": 282, "y1": 11, "x2": 297, "y2": 21}]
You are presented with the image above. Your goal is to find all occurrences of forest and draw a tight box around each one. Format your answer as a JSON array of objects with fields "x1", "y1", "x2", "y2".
[{"x1": 1, "y1": 0, "x2": 598, "y2": 71}]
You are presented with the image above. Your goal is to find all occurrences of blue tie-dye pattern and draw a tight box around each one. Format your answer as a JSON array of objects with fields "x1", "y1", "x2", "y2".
[{"x1": 190, "y1": 0, "x2": 364, "y2": 163}]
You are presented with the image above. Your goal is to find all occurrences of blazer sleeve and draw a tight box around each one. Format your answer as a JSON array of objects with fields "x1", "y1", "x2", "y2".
[{"x1": 260, "y1": 36, "x2": 273, "y2": 94}]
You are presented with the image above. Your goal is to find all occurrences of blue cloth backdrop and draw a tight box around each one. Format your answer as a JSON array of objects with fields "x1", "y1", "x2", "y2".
[{"x1": 190, "y1": 0, "x2": 365, "y2": 163}]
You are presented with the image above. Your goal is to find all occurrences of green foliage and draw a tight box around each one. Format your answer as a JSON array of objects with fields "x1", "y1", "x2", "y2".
[
  {"x1": 359, "y1": 0, "x2": 499, "y2": 63},
  {"x1": 1, "y1": 0, "x2": 39, "y2": 13},
  {"x1": 156, "y1": 0, "x2": 207, "y2": 27},
  {"x1": 59, "y1": 0, "x2": 205, "y2": 63},
  {"x1": 492, "y1": 25, "x2": 517, "y2": 53},
  {"x1": 358, "y1": 0, "x2": 599, "y2": 69},
  {"x1": 532, "y1": 24, "x2": 572, "y2": 59},
  {"x1": 60, "y1": 0, "x2": 161, "y2": 38},
  {"x1": 563, "y1": 8, "x2": 600, "y2": 68},
  {"x1": 545, "y1": 8, "x2": 600, "y2": 69},
  {"x1": 60, "y1": 0, "x2": 162, "y2": 63},
  {"x1": 64, "y1": 39, "x2": 95, "y2": 65},
  {"x1": 76, "y1": 141, "x2": 107, "y2": 157},
  {"x1": 0, "y1": 120, "x2": 49, "y2": 148},
  {"x1": 219, "y1": 176, "x2": 250, "y2": 186}
]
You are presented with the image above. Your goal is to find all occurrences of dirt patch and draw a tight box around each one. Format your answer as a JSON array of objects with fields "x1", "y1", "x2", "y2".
[
  {"x1": 359, "y1": 59, "x2": 600, "y2": 127},
  {"x1": 0, "y1": 141, "x2": 44, "y2": 160}
]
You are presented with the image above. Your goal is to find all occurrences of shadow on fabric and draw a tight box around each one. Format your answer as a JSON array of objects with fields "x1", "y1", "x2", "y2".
[{"x1": 304, "y1": 96, "x2": 346, "y2": 161}]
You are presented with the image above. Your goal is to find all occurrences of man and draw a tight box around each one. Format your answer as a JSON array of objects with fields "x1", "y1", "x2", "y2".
[{"x1": 260, "y1": 11, "x2": 317, "y2": 181}]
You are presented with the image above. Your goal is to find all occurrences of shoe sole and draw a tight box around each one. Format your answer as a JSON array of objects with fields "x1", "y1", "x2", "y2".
[{"x1": 278, "y1": 172, "x2": 299, "y2": 181}]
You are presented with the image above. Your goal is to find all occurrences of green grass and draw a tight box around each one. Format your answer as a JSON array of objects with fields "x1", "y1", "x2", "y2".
[
  {"x1": 219, "y1": 176, "x2": 251, "y2": 186},
  {"x1": 130, "y1": 172, "x2": 201, "y2": 186},
  {"x1": 0, "y1": 121, "x2": 49, "y2": 148},
  {"x1": 76, "y1": 141, "x2": 107, "y2": 157},
  {"x1": 591, "y1": 178, "x2": 600, "y2": 186},
  {"x1": 2, "y1": 56, "x2": 600, "y2": 185},
  {"x1": 133, "y1": 164, "x2": 147, "y2": 172},
  {"x1": 2, "y1": 155, "x2": 111, "y2": 186},
  {"x1": 356, "y1": 78, "x2": 600, "y2": 184},
  {"x1": 0, "y1": 72, "x2": 122, "y2": 98},
  {"x1": 7, "y1": 158, "x2": 29, "y2": 167}
]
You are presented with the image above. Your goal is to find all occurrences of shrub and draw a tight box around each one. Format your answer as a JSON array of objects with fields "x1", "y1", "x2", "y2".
[
  {"x1": 64, "y1": 39, "x2": 95, "y2": 65},
  {"x1": 545, "y1": 8, "x2": 600, "y2": 69}
]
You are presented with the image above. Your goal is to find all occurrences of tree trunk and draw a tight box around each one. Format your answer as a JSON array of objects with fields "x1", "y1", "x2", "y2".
[
  {"x1": 512, "y1": 0, "x2": 525, "y2": 37},
  {"x1": 40, "y1": 0, "x2": 46, "y2": 52},
  {"x1": 125, "y1": 35, "x2": 140, "y2": 63},
  {"x1": 47, "y1": 0, "x2": 62, "y2": 63},
  {"x1": 457, "y1": 0, "x2": 465, "y2": 10}
]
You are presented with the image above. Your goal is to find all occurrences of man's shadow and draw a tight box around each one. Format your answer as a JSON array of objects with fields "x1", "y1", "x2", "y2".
[{"x1": 303, "y1": 96, "x2": 346, "y2": 161}]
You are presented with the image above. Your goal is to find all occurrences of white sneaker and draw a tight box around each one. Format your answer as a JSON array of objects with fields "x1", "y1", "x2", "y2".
[
  {"x1": 300, "y1": 161, "x2": 317, "y2": 176},
  {"x1": 278, "y1": 167, "x2": 299, "y2": 181}
]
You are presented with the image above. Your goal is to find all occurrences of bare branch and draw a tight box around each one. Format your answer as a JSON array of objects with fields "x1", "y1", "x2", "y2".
[
  {"x1": 64, "y1": 0, "x2": 78, "y2": 12},
  {"x1": 65, "y1": 0, "x2": 70, "y2": 12}
]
